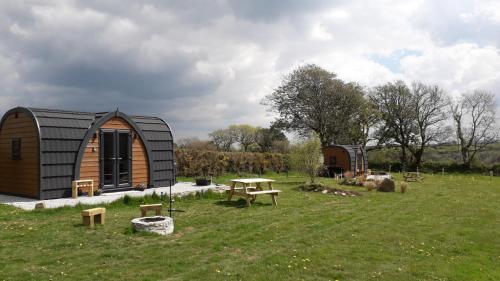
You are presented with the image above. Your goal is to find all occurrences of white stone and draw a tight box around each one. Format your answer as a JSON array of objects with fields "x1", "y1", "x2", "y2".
[
  {"x1": 131, "y1": 216, "x2": 174, "y2": 236},
  {"x1": 0, "y1": 182, "x2": 227, "y2": 210}
]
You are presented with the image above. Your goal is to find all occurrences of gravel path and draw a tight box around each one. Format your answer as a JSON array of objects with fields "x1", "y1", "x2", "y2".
[{"x1": 0, "y1": 182, "x2": 227, "y2": 210}]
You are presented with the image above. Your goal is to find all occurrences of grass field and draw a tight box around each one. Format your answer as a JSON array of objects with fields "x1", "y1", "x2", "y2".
[{"x1": 0, "y1": 173, "x2": 499, "y2": 281}]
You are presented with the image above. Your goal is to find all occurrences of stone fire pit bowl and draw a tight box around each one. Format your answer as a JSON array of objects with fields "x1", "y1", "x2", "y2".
[{"x1": 131, "y1": 216, "x2": 174, "y2": 236}]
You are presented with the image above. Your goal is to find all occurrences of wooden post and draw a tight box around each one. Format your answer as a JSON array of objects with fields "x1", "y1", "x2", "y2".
[
  {"x1": 442, "y1": 168, "x2": 444, "y2": 176},
  {"x1": 489, "y1": 170, "x2": 493, "y2": 181},
  {"x1": 228, "y1": 182, "x2": 235, "y2": 201},
  {"x1": 271, "y1": 194, "x2": 278, "y2": 206},
  {"x1": 72, "y1": 181, "x2": 78, "y2": 198}
]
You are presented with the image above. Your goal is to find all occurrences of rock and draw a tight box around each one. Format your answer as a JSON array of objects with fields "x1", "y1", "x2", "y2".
[
  {"x1": 363, "y1": 181, "x2": 377, "y2": 191},
  {"x1": 377, "y1": 178, "x2": 395, "y2": 192},
  {"x1": 400, "y1": 181, "x2": 408, "y2": 193},
  {"x1": 322, "y1": 190, "x2": 328, "y2": 194},
  {"x1": 34, "y1": 202, "x2": 45, "y2": 209}
]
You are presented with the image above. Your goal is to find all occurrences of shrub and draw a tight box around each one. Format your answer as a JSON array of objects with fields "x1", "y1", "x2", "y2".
[{"x1": 175, "y1": 149, "x2": 287, "y2": 177}]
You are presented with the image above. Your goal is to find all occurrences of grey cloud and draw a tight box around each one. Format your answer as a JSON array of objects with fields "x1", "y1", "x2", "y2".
[
  {"x1": 413, "y1": 1, "x2": 500, "y2": 47},
  {"x1": 0, "y1": 0, "x2": 499, "y2": 138}
]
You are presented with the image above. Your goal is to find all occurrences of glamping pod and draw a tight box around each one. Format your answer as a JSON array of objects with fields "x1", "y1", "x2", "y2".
[
  {"x1": 0, "y1": 107, "x2": 175, "y2": 199},
  {"x1": 322, "y1": 145, "x2": 368, "y2": 176}
]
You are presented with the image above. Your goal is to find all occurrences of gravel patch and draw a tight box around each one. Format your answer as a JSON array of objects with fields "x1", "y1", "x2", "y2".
[{"x1": 0, "y1": 182, "x2": 227, "y2": 210}]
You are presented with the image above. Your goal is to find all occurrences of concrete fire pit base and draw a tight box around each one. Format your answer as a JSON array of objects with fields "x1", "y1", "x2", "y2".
[{"x1": 131, "y1": 216, "x2": 174, "y2": 236}]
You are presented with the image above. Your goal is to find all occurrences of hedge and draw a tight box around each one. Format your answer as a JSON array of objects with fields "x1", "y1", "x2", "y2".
[{"x1": 174, "y1": 149, "x2": 288, "y2": 177}]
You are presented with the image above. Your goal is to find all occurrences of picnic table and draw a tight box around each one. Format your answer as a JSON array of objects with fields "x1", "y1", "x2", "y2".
[
  {"x1": 403, "y1": 172, "x2": 424, "y2": 182},
  {"x1": 227, "y1": 178, "x2": 281, "y2": 207}
]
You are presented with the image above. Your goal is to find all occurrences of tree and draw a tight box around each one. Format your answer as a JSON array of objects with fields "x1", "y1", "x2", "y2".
[
  {"x1": 407, "y1": 82, "x2": 449, "y2": 167},
  {"x1": 176, "y1": 137, "x2": 216, "y2": 150},
  {"x1": 255, "y1": 126, "x2": 289, "y2": 153},
  {"x1": 349, "y1": 96, "x2": 381, "y2": 149},
  {"x1": 451, "y1": 90, "x2": 497, "y2": 168},
  {"x1": 230, "y1": 124, "x2": 258, "y2": 152},
  {"x1": 209, "y1": 128, "x2": 236, "y2": 151},
  {"x1": 371, "y1": 80, "x2": 450, "y2": 168},
  {"x1": 264, "y1": 64, "x2": 365, "y2": 147},
  {"x1": 370, "y1": 81, "x2": 416, "y2": 167},
  {"x1": 290, "y1": 134, "x2": 323, "y2": 183}
]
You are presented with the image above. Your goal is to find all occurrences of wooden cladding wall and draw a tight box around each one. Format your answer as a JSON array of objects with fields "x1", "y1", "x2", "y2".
[
  {"x1": 79, "y1": 117, "x2": 149, "y2": 187},
  {"x1": 0, "y1": 112, "x2": 39, "y2": 197},
  {"x1": 323, "y1": 147, "x2": 350, "y2": 172}
]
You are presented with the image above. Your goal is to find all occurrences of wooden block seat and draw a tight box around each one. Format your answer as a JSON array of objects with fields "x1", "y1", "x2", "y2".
[
  {"x1": 72, "y1": 180, "x2": 94, "y2": 198},
  {"x1": 81, "y1": 207, "x2": 106, "y2": 227},
  {"x1": 140, "y1": 204, "x2": 162, "y2": 217}
]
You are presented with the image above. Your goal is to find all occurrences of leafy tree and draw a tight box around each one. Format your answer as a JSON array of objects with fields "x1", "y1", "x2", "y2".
[
  {"x1": 289, "y1": 134, "x2": 323, "y2": 183},
  {"x1": 370, "y1": 81, "x2": 416, "y2": 167},
  {"x1": 209, "y1": 128, "x2": 237, "y2": 151},
  {"x1": 451, "y1": 90, "x2": 497, "y2": 168},
  {"x1": 350, "y1": 96, "x2": 381, "y2": 148},
  {"x1": 371, "y1": 80, "x2": 450, "y2": 168},
  {"x1": 264, "y1": 64, "x2": 366, "y2": 147},
  {"x1": 255, "y1": 126, "x2": 288, "y2": 152},
  {"x1": 230, "y1": 124, "x2": 258, "y2": 152}
]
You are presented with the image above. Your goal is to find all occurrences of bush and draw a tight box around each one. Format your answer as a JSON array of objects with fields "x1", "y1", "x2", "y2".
[{"x1": 175, "y1": 149, "x2": 287, "y2": 177}]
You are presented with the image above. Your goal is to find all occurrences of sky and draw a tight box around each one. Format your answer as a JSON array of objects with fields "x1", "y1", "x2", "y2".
[{"x1": 1, "y1": 0, "x2": 500, "y2": 138}]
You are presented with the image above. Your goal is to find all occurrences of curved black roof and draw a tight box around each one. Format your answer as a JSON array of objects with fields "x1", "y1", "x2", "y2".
[{"x1": 1, "y1": 107, "x2": 174, "y2": 199}]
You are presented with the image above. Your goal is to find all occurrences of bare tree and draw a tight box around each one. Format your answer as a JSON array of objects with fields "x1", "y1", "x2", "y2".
[
  {"x1": 451, "y1": 90, "x2": 497, "y2": 168},
  {"x1": 176, "y1": 137, "x2": 216, "y2": 150},
  {"x1": 408, "y1": 82, "x2": 449, "y2": 168}
]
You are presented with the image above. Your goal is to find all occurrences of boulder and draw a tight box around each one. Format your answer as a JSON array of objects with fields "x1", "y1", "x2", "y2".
[
  {"x1": 34, "y1": 202, "x2": 45, "y2": 209},
  {"x1": 377, "y1": 178, "x2": 395, "y2": 192}
]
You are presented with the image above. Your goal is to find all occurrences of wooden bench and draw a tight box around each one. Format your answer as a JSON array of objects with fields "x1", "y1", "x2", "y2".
[
  {"x1": 81, "y1": 207, "x2": 106, "y2": 228},
  {"x1": 246, "y1": 190, "x2": 282, "y2": 206},
  {"x1": 72, "y1": 180, "x2": 94, "y2": 198},
  {"x1": 140, "y1": 204, "x2": 162, "y2": 217},
  {"x1": 403, "y1": 172, "x2": 424, "y2": 182}
]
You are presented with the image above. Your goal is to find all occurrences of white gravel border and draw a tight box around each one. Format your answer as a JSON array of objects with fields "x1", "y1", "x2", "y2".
[{"x1": 0, "y1": 182, "x2": 227, "y2": 210}]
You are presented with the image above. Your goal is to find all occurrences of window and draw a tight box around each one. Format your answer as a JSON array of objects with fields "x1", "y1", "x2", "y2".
[
  {"x1": 12, "y1": 138, "x2": 21, "y2": 160},
  {"x1": 329, "y1": 156, "x2": 337, "y2": 165}
]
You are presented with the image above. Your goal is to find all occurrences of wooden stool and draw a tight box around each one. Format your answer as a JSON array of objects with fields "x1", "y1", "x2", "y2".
[
  {"x1": 140, "y1": 204, "x2": 162, "y2": 217},
  {"x1": 81, "y1": 207, "x2": 106, "y2": 227},
  {"x1": 72, "y1": 180, "x2": 94, "y2": 198}
]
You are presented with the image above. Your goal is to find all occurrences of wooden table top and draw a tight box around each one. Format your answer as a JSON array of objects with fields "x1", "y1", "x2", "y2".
[{"x1": 230, "y1": 178, "x2": 275, "y2": 184}]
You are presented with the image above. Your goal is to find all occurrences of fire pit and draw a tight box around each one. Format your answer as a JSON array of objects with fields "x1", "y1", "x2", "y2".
[{"x1": 131, "y1": 216, "x2": 174, "y2": 236}]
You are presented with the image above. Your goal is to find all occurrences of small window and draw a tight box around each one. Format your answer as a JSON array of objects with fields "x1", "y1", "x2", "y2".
[
  {"x1": 12, "y1": 138, "x2": 21, "y2": 160},
  {"x1": 329, "y1": 156, "x2": 337, "y2": 165}
]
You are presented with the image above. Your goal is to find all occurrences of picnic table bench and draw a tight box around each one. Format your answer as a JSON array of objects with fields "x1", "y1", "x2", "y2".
[
  {"x1": 403, "y1": 172, "x2": 424, "y2": 182},
  {"x1": 227, "y1": 178, "x2": 281, "y2": 207}
]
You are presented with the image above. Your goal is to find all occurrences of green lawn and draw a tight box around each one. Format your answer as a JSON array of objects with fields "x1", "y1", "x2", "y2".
[{"x1": 0, "y1": 173, "x2": 499, "y2": 281}]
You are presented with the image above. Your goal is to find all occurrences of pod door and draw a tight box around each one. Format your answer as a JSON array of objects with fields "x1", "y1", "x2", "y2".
[{"x1": 100, "y1": 129, "x2": 132, "y2": 189}]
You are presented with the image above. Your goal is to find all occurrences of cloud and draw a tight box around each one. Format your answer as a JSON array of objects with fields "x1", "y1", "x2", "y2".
[{"x1": 0, "y1": 0, "x2": 499, "y2": 138}]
